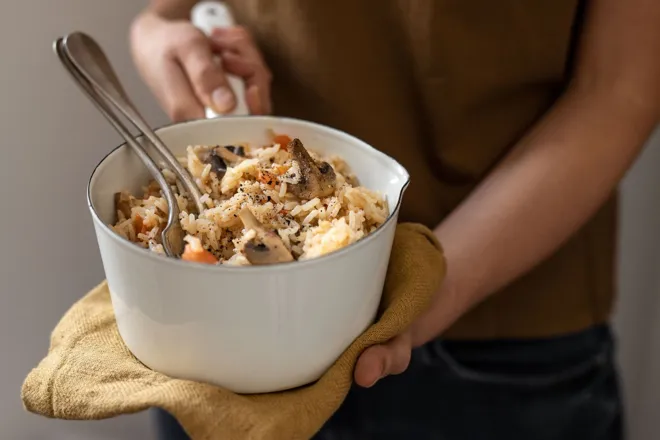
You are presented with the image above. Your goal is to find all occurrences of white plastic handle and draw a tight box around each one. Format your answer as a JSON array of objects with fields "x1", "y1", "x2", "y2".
[{"x1": 191, "y1": 1, "x2": 249, "y2": 118}]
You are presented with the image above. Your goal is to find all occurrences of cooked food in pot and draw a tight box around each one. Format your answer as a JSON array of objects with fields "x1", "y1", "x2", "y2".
[{"x1": 111, "y1": 135, "x2": 389, "y2": 265}]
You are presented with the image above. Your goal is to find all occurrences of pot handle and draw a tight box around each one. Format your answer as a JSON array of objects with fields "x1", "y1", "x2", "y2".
[{"x1": 191, "y1": 1, "x2": 249, "y2": 118}]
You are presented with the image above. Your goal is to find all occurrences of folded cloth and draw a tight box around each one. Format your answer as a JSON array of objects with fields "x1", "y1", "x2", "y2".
[{"x1": 22, "y1": 223, "x2": 445, "y2": 440}]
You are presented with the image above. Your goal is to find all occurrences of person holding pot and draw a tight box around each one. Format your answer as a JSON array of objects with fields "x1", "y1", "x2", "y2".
[{"x1": 130, "y1": 0, "x2": 660, "y2": 439}]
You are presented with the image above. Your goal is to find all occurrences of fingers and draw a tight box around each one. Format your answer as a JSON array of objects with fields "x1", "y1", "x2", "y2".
[
  {"x1": 131, "y1": 17, "x2": 212, "y2": 121},
  {"x1": 175, "y1": 36, "x2": 236, "y2": 115},
  {"x1": 153, "y1": 58, "x2": 205, "y2": 122},
  {"x1": 131, "y1": 15, "x2": 271, "y2": 121},
  {"x1": 220, "y1": 51, "x2": 272, "y2": 115},
  {"x1": 210, "y1": 26, "x2": 261, "y2": 56},
  {"x1": 354, "y1": 331, "x2": 413, "y2": 388},
  {"x1": 211, "y1": 27, "x2": 272, "y2": 115}
]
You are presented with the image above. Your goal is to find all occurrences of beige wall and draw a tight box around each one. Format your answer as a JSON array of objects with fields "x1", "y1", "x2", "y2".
[{"x1": 0, "y1": 1, "x2": 657, "y2": 439}]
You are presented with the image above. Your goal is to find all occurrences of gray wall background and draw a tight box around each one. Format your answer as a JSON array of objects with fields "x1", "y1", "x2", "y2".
[
  {"x1": 0, "y1": 1, "x2": 657, "y2": 439},
  {"x1": 614, "y1": 126, "x2": 660, "y2": 440}
]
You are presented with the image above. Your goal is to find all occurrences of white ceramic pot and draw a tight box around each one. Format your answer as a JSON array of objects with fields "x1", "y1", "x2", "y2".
[{"x1": 88, "y1": 116, "x2": 410, "y2": 393}]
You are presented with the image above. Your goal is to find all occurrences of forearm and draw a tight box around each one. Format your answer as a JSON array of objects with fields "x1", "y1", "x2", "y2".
[{"x1": 412, "y1": 85, "x2": 659, "y2": 346}]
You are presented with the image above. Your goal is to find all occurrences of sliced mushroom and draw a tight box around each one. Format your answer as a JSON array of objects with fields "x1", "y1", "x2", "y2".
[
  {"x1": 287, "y1": 138, "x2": 337, "y2": 199},
  {"x1": 238, "y1": 208, "x2": 294, "y2": 265},
  {"x1": 225, "y1": 145, "x2": 245, "y2": 157},
  {"x1": 213, "y1": 145, "x2": 245, "y2": 165},
  {"x1": 196, "y1": 145, "x2": 246, "y2": 178},
  {"x1": 205, "y1": 151, "x2": 227, "y2": 176},
  {"x1": 114, "y1": 192, "x2": 132, "y2": 221}
]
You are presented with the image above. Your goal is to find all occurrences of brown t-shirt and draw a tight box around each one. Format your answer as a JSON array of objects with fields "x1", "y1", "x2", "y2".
[{"x1": 225, "y1": 0, "x2": 617, "y2": 339}]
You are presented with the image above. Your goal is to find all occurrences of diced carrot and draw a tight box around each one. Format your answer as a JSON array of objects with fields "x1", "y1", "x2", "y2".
[
  {"x1": 273, "y1": 134, "x2": 292, "y2": 150},
  {"x1": 257, "y1": 170, "x2": 278, "y2": 187},
  {"x1": 181, "y1": 245, "x2": 218, "y2": 264},
  {"x1": 275, "y1": 164, "x2": 290, "y2": 175}
]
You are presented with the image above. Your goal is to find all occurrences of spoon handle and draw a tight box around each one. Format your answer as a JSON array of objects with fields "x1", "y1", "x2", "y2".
[
  {"x1": 191, "y1": 1, "x2": 249, "y2": 118},
  {"x1": 62, "y1": 32, "x2": 205, "y2": 215},
  {"x1": 54, "y1": 38, "x2": 183, "y2": 257}
]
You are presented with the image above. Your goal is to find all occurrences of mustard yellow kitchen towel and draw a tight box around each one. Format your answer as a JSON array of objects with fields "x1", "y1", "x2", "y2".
[{"x1": 22, "y1": 223, "x2": 445, "y2": 440}]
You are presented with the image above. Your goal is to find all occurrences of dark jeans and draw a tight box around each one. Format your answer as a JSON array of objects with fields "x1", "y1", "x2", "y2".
[{"x1": 153, "y1": 324, "x2": 623, "y2": 440}]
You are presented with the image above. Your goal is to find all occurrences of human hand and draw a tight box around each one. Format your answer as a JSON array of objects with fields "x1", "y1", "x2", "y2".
[
  {"x1": 353, "y1": 329, "x2": 413, "y2": 388},
  {"x1": 353, "y1": 283, "x2": 455, "y2": 387},
  {"x1": 130, "y1": 12, "x2": 272, "y2": 121}
]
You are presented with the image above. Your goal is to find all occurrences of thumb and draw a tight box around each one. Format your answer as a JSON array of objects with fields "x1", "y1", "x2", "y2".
[
  {"x1": 354, "y1": 332, "x2": 412, "y2": 388},
  {"x1": 176, "y1": 41, "x2": 236, "y2": 115}
]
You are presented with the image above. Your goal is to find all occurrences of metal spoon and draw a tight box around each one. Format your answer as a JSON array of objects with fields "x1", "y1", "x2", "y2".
[
  {"x1": 61, "y1": 31, "x2": 205, "y2": 215},
  {"x1": 54, "y1": 37, "x2": 185, "y2": 257}
]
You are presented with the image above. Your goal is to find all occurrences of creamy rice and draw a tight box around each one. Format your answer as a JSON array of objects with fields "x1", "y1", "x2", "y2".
[{"x1": 111, "y1": 135, "x2": 389, "y2": 265}]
